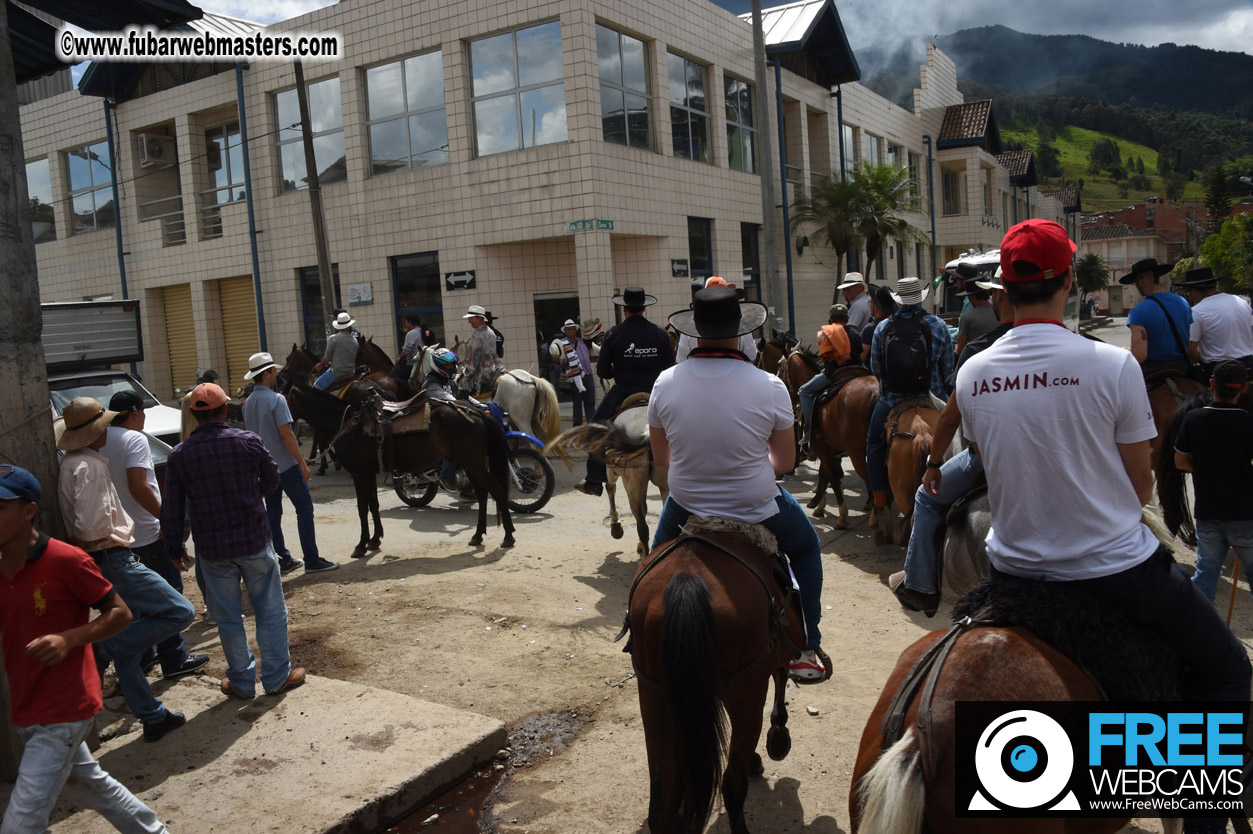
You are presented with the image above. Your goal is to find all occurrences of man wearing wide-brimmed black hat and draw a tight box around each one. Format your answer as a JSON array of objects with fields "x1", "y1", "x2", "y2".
[
  {"x1": 1121, "y1": 258, "x2": 1193, "y2": 377},
  {"x1": 1178, "y1": 265, "x2": 1253, "y2": 383},
  {"x1": 647, "y1": 286, "x2": 827, "y2": 682},
  {"x1": 574, "y1": 287, "x2": 675, "y2": 496}
]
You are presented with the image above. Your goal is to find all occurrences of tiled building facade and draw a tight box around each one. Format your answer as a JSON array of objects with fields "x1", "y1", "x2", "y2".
[{"x1": 20, "y1": 0, "x2": 1066, "y2": 397}]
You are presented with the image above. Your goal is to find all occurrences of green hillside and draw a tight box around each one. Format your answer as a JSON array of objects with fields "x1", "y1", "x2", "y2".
[{"x1": 1000, "y1": 116, "x2": 1206, "y2": 212}]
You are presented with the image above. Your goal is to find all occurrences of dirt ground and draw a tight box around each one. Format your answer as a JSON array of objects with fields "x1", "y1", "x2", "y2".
[{"x1": 173, "y1": 448, "x2": 1253, "y2": 834}]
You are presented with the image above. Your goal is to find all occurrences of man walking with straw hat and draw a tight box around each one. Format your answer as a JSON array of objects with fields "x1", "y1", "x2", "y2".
[
  {"x1": 55, "y1": 397, "x2": 194, "y2": 743},
  {"x1": 1121, "y1": 257, "x2": 1192, "y2": 377}
]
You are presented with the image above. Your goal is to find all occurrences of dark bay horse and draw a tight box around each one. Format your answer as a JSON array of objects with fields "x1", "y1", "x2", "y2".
[
  {"x1": 810, "y1": 375, "x2": 879, "y2": 529},
  {"x1": 754, "y1": 330, "x2": 797, "y2": 374},
  {"x1": 630, "y1": 525, "x2": 805, "y2": 834},
  {"x1": 883, "y1": 402, "x2": 941, "y2": 547},
  {"x1": 288, "y1": 383, "x2": 516, "y2": 554},
  {"x1": 279, "y1": 343, "x2": 408, "y2": 401}
]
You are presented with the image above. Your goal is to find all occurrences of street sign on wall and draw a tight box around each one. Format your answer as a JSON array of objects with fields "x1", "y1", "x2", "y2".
[
  {"x1": 565, "y1": 218, "x2": 614, "y2": 233},
  {"x1": 671, "y1": 259, "x2": 689, "y2": 278}
]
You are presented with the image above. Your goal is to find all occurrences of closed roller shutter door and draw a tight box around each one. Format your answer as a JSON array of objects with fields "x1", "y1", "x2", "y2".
[
  {"x1": 163, "y1": 284, "x2": 196, "y2": 394},
  {"x1": 219, "y1": 277, "x2": 259, "y2": 397}
]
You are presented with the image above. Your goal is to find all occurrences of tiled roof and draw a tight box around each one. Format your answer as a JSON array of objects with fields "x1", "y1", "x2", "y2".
[
  {"x1": 1040, "y1": 186, "x2": 1082, "y2": 212},
  {"x1": 996, "y1": 149, "x2": 1033, "y2": 178},
  {"x1": 938, "y1": 101, "x2": 991, "y2": 144},
  {"x1": 1080, "y1": 224, "x2": 1158, "y2": 241}
]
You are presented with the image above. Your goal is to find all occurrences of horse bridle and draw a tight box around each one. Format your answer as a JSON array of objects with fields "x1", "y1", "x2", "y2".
[{"x1": 614, "y1": 534, "x2": 802, "y2": 696}]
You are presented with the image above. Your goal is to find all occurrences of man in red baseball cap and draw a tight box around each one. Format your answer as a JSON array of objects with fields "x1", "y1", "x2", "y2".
[{"x1": 947, "y1": 220, "x2": 1250, "y2": 743}]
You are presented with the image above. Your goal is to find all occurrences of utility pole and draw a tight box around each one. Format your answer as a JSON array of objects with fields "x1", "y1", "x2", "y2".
[
  {"x1": 750, "y1": 0, "x2": 783, "y2": 335},
  {"x1": 293, "y1": 61, "x2": 338, "y2": 326},
  {"x1": 0, "y1": 0, "x2": 56, "y2": 778}
]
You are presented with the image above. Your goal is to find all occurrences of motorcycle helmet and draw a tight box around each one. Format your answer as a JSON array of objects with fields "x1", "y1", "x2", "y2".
[{"x1": 430, "y1": 347, "x2": 458, "y2": 378}]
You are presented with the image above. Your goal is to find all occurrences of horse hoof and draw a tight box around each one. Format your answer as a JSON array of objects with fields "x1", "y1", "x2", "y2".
[
  {"x1": 367, "y1": 539, "x2": 382, "y2": 552},
  {"x1": 350, "y1": 547, "x2": 367, "y2": 559},
  {"x1": 811, "y1": 508, "x2": 825, "y2": 520},
  {"x1": 766, "y1": 726, "x2": 792, "y2": 761},
  {"x1": 469, "y1": 535, "x2": 484, "y2": 547},
  {"x1": 610, "y1": 523, "x2": 624, "y2": 540},
  {"x1": 502, "y1": 536, "x2": 516, "y2": 548},
  {"x1": 834, "y1": 520, "x2": 847, "y2": 530},
  {"x1": 749, "y1": 752, "x2": 764, "y2": 777},
  {"x1": 806, "y1": 494, "x2": 821, "y2": 509},
  {"x1": 872, "y1": 530, "x2": 885, "y2": 547}
]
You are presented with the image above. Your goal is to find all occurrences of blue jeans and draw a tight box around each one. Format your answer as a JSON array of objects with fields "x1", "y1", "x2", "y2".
[
  {"x1": 439, "y1": 458, "x2": 459, "y2": 481},
  {"x1": 798, "y1": 372, "x2": 831, "y2": 427},
  {"x1": 865, "y1": 397, "x2": 893, "y2": 494},
  {"x1": 313, "y1": 368, "x2": 342, "y2": 390},
  {"x1": 651, "y1": 488, "x2": 824, "y2": 650},
  {"x1": 1192, "y1": 519, "x2": 1253, "y2": 603},
  {"x1": 94, "y1": 551, "x2": 194, "y2": 725},
  {"x1": 571, "y1": 374, "x2": 596, "y2": 427},
  {"x1": 130, "y1": 541, "x2": 191, "y2": 674},
  {"x1": 200, "y1": 542, "x2": 292, "y2": 697},
  {"x1": 1, "y1": 719, "x2": 165, "y2": 834},
  {"x1": 267, "y1": 464, "x2": 319, "y2": 564},
  {"x1": 902, "y1": 447, "x2": 984, "y2": 594}
]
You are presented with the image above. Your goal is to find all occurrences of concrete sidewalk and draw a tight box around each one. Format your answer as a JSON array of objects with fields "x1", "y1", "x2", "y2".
[{"x1": 2, "y1": 675, "x2": 505, "y2": 833}]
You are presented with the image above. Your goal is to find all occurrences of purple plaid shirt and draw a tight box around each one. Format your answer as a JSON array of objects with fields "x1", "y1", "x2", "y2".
[{"x1": 161, "y1": 421, "x2": 280, "y2": 562}]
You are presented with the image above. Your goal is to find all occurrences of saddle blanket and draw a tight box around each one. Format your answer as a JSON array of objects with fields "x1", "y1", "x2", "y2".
[{"x1": 363, "y1": 404, "x2": 430, "y2": 436}]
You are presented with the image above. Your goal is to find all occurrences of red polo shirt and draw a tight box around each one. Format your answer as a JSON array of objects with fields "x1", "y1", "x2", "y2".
[{"x1": 0, "y1": 535, "x2": 113, "y2": 726}]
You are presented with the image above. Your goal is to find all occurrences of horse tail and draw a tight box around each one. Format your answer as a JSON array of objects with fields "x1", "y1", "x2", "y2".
[
  {"x1": 661, "y1": 571, "x2": 727, "y2": 833},
  {"x1": 533, "y1": 377, "x2": 561, "y2": 444},
  {"x1": 856, "y1": 729, "x2": 926, "y2": 834},
  {"x1": 547, "y1": 423, "x2": 650, "y2": 469},
  {"x1": 1158, "y1": 390, "x2": 1210, "y2": 544}
]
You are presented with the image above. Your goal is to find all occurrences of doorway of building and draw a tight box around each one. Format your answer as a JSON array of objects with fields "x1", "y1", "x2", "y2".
[{"x1": 533, "y1": 292, "x2": 581, "y2": 401}]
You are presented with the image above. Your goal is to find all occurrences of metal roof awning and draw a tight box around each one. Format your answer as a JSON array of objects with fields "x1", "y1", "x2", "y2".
[{"x1": 739, "y1": 0, "x2": 861, "y2": 88}]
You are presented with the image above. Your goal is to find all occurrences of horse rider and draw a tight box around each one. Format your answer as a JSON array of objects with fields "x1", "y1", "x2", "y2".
[
  {"x1": 312, "y1": 312, "x2": 359, "y2": 391},
  {"x1": 394, "y1": 312, "x2": 426, "y2": 381},
  {"x1": 945, "y1": 261, "x2": 979, "y2": 313},
  {"x1": 952, "y1": 221, "x2": 1250, "y2": 768},
  {"x1": 575, "y1": 287, "x2": 675, "y2": 497},
  {"x1": 892, "y1": 272, "x2": 1011, "y2": 615},
  {"x1": 675, "y1": 277, "x2": 758, "y2": 362},
  {"x1": 421, "y1": 347, "x2": 484, "y2": 492},
  {"x1": 1180, "y1": 265, "x2": 1253, "y2": 383},
  {"x1": 549, "y1": 319, "x2": 596, "y2": 427},
  {"x1": 859, "y1": 284, "x2": 900, "y2": 364},
  {"x1": 952, "y1": 283, "x2": 998, "y2": 358},
  {"x1": 797, "y1": 303, "x2": 863, "y2": 455},
  {"x1": 866, "y1": 276, "x2": 953, "y2": 513},
  {"x1": 838, "y1": 272, "x2": 872, "y2": 332},
  {"x1": 462, "y1": 305, "x2": 504, "y2": 397},
  {"x1": 648, "y1": 286, "x2": 827, "y2": 681},
  {"x1": 1121, "y1": 258, "x2": 1192, "y2": 377}
]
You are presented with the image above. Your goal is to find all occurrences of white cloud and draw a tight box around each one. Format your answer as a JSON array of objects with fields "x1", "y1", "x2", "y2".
[{"x1": 196, "y1": 0, "x2": 337, "y2": 25}]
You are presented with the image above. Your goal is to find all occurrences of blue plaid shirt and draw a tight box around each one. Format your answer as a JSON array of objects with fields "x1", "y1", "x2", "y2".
[
  {"x1": 161, "y1": 422, "x2": 279, "y2": 562},
  {"x1": 869, "y1": 306, "x2": 954, "y2": 406}
]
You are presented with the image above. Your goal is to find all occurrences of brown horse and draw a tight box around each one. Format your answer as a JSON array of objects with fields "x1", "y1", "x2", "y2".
[
  {"x1": 850, "y1": 626, "x2": 1120, "y2": 834},
  {"x1": 279, "y1": 343, "x2": 407, "y2": 401},
  {"x1": 1145, "y1": 373, "x2": 1205, "y2": 475},
  {"x1": 630, "y1": 526, "x2": 806, "y2": 834},
  {"x1": 883, "y1": 403, "x2": 940, "y2": 547},
  {"x1": 810, "y1": 375, "x2": 879, "y2": 530},
  {"x1": 754, "y1": 330, "x2": 797, "y2": 373},
  {"x1": 288, "y1": 382, "x2": 516, "y2": 554}
]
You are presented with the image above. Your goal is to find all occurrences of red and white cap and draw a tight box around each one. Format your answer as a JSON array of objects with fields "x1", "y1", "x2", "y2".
[{"x1": 999, "y1": 219, "x2": 1077, "y2": 282}]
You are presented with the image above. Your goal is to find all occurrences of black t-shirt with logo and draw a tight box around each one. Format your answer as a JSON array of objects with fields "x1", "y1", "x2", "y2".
[
  {"x1": 1175, "y1": 402, "x2": 1253, "y2": 521},
  {"x1": 597, "y1": 316, "x2": 675, "y2": 392}
]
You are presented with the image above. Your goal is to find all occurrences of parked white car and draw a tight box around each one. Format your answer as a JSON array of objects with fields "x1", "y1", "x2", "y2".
[{"x1": 48, "y1": 369, "x2": 183, "y2": 447}]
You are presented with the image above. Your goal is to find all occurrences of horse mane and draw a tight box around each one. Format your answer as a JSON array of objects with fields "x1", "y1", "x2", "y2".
[{"x1": 791, "y1": 348, "x2": 823, "y2": 374}]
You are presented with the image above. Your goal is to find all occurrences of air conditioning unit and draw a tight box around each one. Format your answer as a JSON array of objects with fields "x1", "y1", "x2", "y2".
[{"x1": 137, "y1": 133, "x2": 172, "y2": 167}]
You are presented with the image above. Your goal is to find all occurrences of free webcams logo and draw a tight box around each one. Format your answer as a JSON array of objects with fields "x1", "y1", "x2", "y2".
[{"x1": 956, "y1": 702, "x2": 1248, "y2": 818}]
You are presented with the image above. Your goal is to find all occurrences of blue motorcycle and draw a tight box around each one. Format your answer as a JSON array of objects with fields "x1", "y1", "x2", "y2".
[{"x1": 392, "y1": 401, "x2": 555, "y2": 513}]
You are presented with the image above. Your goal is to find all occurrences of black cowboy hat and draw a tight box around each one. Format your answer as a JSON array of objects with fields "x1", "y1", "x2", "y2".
[
  {"x1": 955, "y1": 286, "x2": 990, "y2": 298},
  {"x1": 868, "y1": 283, "x2": 900, "y2": 316},
  {"x1": 668, "y1": 286, "x2": 768, "y2": 339},
  {"x1": 948, "y1": 262, "x2": 979, "y2": 281},
  {"x1": 1176, "y1": 266, "x2": 1220, "y2": 289},
  {"x1": 1118, "y1": 258, "x2": 1174, "y2": 285},
  {"x1": 612, "y1": 286, "x2": 658, "y2": 307}
]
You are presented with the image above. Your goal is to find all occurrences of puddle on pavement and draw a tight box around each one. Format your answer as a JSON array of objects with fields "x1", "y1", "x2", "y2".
[{"x1": 376, "y1": 710, "x2": 587, "y2": 833}]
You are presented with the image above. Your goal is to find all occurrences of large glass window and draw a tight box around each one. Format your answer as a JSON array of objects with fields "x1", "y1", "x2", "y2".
[
  {"x1": 863, "y1": 132, "x2": 880, "y2": 167},
  {"x1": 470, "y1": 22, "x2": 567, "y2": 157},
  {"x1": 206, "y1": 122, "x2": 246, "y2": 206},
  {"x1": 67, "y1": 141, "x2": 113, "y2": 233},
  {"x1": 25, "y1": 158, "x2": 55, "y2": 243},
  {"x1": 365, "y1": 52, "x2": 449, "y2": 176},
  {"x1": 740, "y1": 223, "x2": 760, "y2": 304},
  {"x1": 688, "y1": 217, "x2": 712, "y2": 287},
  {"x1": 942, "y1": 166, "x2": 965, "y2": 216},
  {"x1": 841, "y1": 124, "x2": 856, "y2": 176},
  {"x1": 391, "y1": 252, "x2": 444, "y2": 348},
  {"x1": 724, "y1": 75, "x2": 756, "y2": 174},
  {"x1": 597, "y1": 25, "x2": 649, "y2": 150},
  {"x1": 275, "y1": 77, "x2": 346, "y2": 192},
  {"x1": 298, "y1": 264, "x2": 341, "y2": 355},
  {"x1": 908, "y1": 150, "x2": 922, "y2": 208},
  {"x1": 668, "y1": 54, "x2": 708, "y2": 163}
]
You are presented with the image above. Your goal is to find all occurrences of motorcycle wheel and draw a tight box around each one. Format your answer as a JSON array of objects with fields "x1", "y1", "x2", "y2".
[
  {"x1": 506, "y1": 447, "x2": 555, "y2": 514},
  {"x1": 394, "y1": 470, "x2": 439, "y2": 507}
]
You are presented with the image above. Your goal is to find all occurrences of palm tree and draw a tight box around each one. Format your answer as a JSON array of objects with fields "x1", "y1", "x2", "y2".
[
  {"x1": 790, "y1": 175, "x2": 864, "y2": 298},
  {"x1": 1074, "y1": 253, "x2": 1110, "y2": 311},
  {"x1": 855, "y1": 163, "x2": 930, "y2": 279}
]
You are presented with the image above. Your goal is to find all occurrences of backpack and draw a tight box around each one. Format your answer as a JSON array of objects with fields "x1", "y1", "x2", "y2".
[
  {"x1": 490, "y1": 325, "x2": 504, "y2": 358},
  {"x1": 880, "y1": 314, "x2": 933, "y2": 394}
]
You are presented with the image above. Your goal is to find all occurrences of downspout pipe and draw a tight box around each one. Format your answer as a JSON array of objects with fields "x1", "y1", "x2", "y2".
[
  {"x1": 235, "y1": 63, "x2": 267, "y2": 351},
  {"x1": 833, "y1": 86, "x2": 845, "y2": 181},
  {"x1": 103, "y1": 100, "x2": 136, "y2": 375},
  {"x1": 773, "y1": 59, "x2": 795, "y2": 333},
  {"x1": 923, "y1": 134, "x2": 938, "y2": 305}
]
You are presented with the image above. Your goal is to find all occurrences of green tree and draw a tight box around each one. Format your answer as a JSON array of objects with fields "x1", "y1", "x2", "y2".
[
  {"x1": 1035, "y1": 116, "x2": 1055, "y2": 144},
  {"x1": 1165, "y1": 172, "x2": 1188, "y2": 202},
  {"x1": 1199, "y1": 213, "x2": 1253, "y2": 290},
  {"x1": 1205, "y1": 163, "x2": 1232, "y2": 232},
  {"x1": 790, "y1": 175, "x2": 865, "y2": 299},
  {"x1": 1118, "y1": 182, "x2": 1129, "y2": 199},
  {"x1": 853, "y1": 163, "x2": 930, "y2": 280},
  {"x1": 1036, "y1": 142, "x2": 1062, "y2": 178},
  {"x1": 1128, "y1": 174, "x2": 1151, "y2": 191},
  {"x1": 1074, "y1": 253, "x2": 1110, "y2": 306},
  {"x1": 1158, "y1": 148, "x2": 1173, "y2": 177},
  {"x1": 1136, "y1": 156, "x2": 1145, "y2": 175}
]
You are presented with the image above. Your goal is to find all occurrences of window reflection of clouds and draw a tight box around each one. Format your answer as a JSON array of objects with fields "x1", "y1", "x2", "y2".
[
  {"x1": 366, "y1": 62, "x2": 405, "y2": 119},
  {"x1": 516, "y1": 23, "x2": 562, "y2": 86},
  {"x1": 277, "y1": 77, "x2": 344, "y2": 191},
  {"x1": 470, "y1": 21, "x2": 567, "y2": 157},
  {"x1": 26, "y1": 158, "x2": 52, "y2": 203},
  {"x1": 474, "y1": 97, "x2": 519, "y2": 156},
  {"x1": 668, "y1": 54, "x2": 708, "y2": 163},
  {"x1": 596, "y1": 25, "x2": 620, "y2": 85},
  {"x1": 409, "y1": 112, "x2": 449, "y2": 166},
  {"x1": 369, "y1": 119, "x2": 408, "y2": 174},
  {"x1": 621, "y1": 36, "x2": 646, "y2": 91},
  {"x1": 307, "y1": 79, "x2": 342, "y2": 134},
  {"x1": 365, "y1": 52, "x2": 448, "y2": 176},
  {"x1": 471, "y1": 32, "x2": 516, "y2": 96},
  {"x1": 597, "y1": 25, "x2": 650, "y2": 150},
  {"x1": 406, "y1": 53, "x2": 444, "y2": 112},
  {"x1": 521, "y1": 87, "x2": 567, "y2": 147}
]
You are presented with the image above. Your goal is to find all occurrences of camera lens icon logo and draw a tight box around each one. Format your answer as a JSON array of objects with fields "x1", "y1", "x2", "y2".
[{"x1": 969, "y1": 710, "x2": 1081, "y2": 811}]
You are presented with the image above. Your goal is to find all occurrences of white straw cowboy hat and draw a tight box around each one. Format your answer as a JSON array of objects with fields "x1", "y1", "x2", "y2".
[
  {"x1": 244, "y1": 351, "x2": 280, "y2": 380},
  {"x1": 562, "y1": 319, "x2": 579, "y2": 330},
  {"x1": 668, "y1": 286, "x2": 768, "y2": 339},
  {"x1": 837, "y1": 272, "x2": 865, "y2": 289},
  {"x1": 332, "y1": 311, "x2": 355, "y2": 330},
  {"x1": 463, "y1": 304, "x2": 488, "y2": 319},
  {"x1": 55, "y1": 397, "x2": 118, "y2": 451},
  {"x1": 895, "y1": 276, "x2": 928, "y2": 306}
]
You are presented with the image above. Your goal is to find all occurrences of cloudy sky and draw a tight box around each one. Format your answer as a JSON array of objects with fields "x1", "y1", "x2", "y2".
[{"x1": 197, "y1": 0, "x2": 1253, "y2": 56}]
